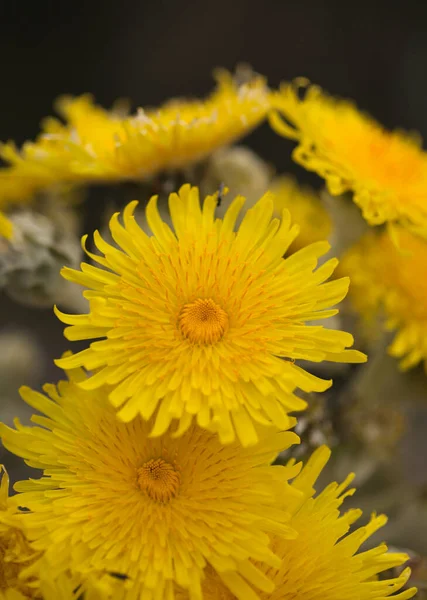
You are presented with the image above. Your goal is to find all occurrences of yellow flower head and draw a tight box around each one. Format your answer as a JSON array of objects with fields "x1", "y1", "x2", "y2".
[
  {"x1": 341, "y1": 227, "x2": 427, "y2": 370},
  {"x1": 0, "y1": 466, "x2": 39, "y2": 597},
  {"x1": 0, "y1": 368, "x2": 301, "y2": 600},
  {"x1": 54, "y1": 184, "x2": 366, "y2": 446},
  {"x1": 270, "y1": 176, "x2": 332, "y2": 253},
  {"x1": 270, "y1": 80, "x2": 427, "y2": 235},
  {"x1": 0, "y1": 71, "x2": 270, "y2": 238},
  {"x1": 177, "y1": 446, "x2": 417, "y2": 600}
]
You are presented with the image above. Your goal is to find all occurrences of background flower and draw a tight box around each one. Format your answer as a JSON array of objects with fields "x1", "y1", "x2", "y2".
[
  {"x1": 269, "y1": 175, "x2": 332, "y2": 253},
  {"x1": 0, "y1": 71, "x2": 270, "y2": 239},
  {"x1": 340, "y1": 227, "x2": 427, "y2": 370},
  {"x1": 270, "y1": 80, "x2": 427, "y2": 236}
]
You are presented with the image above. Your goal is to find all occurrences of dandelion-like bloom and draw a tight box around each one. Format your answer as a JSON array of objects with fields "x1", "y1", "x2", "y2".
[
  {"x1": 0, "y1": 71, "x2": 270, "y2": 238},
  {"x1": 0, "y1": 466, "x2": 39, "y2": 597},
  {"x1": 0, "y1": 368, "x2": 302, "y2": 600},
  {"x1": 270, "y1": 176, "x2": 332, "y2": 253},
  {"x1": 340, "y1": 227, "x2": 427, "y2": 370},
  {"x1": 54, "y1": 184, "x2": 366, "y2": 446},
  {"x1": 176, "y1": 446, "x2": 417, "y2": 600},
  {"x1": 270, "y1": 80, "x2": 427, "y2": 235}
]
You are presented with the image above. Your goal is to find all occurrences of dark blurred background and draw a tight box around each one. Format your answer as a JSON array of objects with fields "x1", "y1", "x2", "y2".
[{"x1": 2, "y1": 0, "x2": 427, "y2": 147}]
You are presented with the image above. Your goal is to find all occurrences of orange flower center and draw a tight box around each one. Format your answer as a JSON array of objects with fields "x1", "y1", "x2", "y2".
[
  {"x1": 179, "y1": 298, "x2": 228, "y2": 344},
  {"x1": 137, "y1": 458, "x2": 180, "y2": 503}
]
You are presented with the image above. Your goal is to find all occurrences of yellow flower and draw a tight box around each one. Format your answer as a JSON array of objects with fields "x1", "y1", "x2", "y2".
[
  {"x1": 0, "y1": 212, "x2": 13, "y2": 240},
  {"x1": 0, "y1": 571, "x2": 120, "y2": 600},
  {"x1": 1, "y1": 461, "x2": 119, "y2": 599},
  {"x1": 0, "y1": 368, "x2": 301, "y2": 600},
  {"x1": 270, "y1": 80, "x2": 427, "y2": 235},
  {"x1": 54, "y1": 184, "x2": 366, "y2": 446},
  {"x1": 0, "y1": 71, "x2": 270, "y2": 236},
  {"x1": 340, "y1": 227, "x2": 427, "y2": 370},
  {"x1": 0, "y1": 592, "x2": 28, "y2": 600},
  {"x1": 269, "y1": 176, "x2": 332, "y2": 252},
  {"x1": 39, "y1": 572, "x2": 125, "y2": 600},
  {"x1": 0, "y1": 466, "x2": 39, "y2": 597},
  {"x1": 176, "y1": 446, "x2": 417, "y2": 600}
]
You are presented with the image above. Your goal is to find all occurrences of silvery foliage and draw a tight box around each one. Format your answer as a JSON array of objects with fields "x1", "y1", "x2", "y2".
[{"x1": 0, "y1": 208, "x2": 81, "y2": 307}]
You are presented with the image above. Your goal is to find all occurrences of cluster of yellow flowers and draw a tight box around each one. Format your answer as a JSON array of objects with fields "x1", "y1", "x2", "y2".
[{"x1": 0, "y1": 69, "x2": 422, "y2": 599}]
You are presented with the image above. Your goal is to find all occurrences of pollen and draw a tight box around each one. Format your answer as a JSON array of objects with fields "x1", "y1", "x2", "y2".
[
  {"x1": 137, "y1": 458, "x2": 181, "y2": 503},
  {"x1": 179, "y1": 298, "x2": 229, "y2": 345}
]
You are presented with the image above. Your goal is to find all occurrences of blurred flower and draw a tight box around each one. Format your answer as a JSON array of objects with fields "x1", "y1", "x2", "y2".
[
  {"x1": 340, "y1": 227, "x2": 427, "y2": 370},
  {"x1": 0, "y1": 212, "x2": 12, "y2": 240},
  {"x1": 0, "y1": 207, "x2": 81, "y2": 308},
  {"x1": 0, "y1": 368, "x2": 301, "y2": 600},
  {"x1": 270, "y1": 176, "x2": 332, "y2": 253},
  {"x1": 320, "y1": 189, "x2": 368, "y2": 257},
  {"x1": 200, "y1": 145, "x2": 271, "y2": 212},
  {"x1": 54, "y1": 184, "x2": 366, "y2": 446},
  {"x1": 270, "y1": 79, "x2": 427, "y2": 236},
  {"x1": 176, "y1": 446, "x2": 417, "y2": 600},
  {"x1": 0, "y1": 466, "x2": 40, "y2": 597},
  {"x1": 342, "y1": 394, "x2": 406, "y2": 457},
  {"x1": 0, "y1": 71, "x2": 271, "y2": 238}
]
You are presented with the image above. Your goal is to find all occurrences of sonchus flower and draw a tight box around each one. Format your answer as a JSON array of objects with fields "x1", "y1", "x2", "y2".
[
  {"x1": 270, "y1": 176, "x2": 332, "y2": 253},
  {"x1": 176, "y1": 446, "x2": 417, "y2": 600},
  {"x1": 341, "y1": 227, "x2": 427, "y2": 370},
  {"x1": 0, "y1": 466, "x2": 39, "y2": 597},
  {"x1": 270, "y1": 79, "x2": 427, "y2": 236},
  {"x1": 0, "y1": 71, "x2": 271, "y2": 238},
  {"x1": 0, "y1": 369, "x2": 301, "y2": 600},
  {"x1": 54, "y1": 185, "x2": 366, "y2": 446}
]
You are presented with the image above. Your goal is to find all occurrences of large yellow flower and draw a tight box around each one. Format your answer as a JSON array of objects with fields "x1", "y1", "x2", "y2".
[
  {"x1": 176, "y1": 446, "x2": 417, "y2": 600},
  {"x1": 0, "y1": 368, "x2": 301, "y2": 600},
  {"x1": 269, "y1": 175, "x2": 332, "y2": 253},
  {"x1": 340, "y1": 227, "x2": 427, "y2": 370},
  {"x1": 0, "y1": 71, "x2": 270, "y2": 238},
  {"x1": 270, "y1": 80, "x2": 427, "y2": 236},
  {"x1": 54, "y1": 184, "x2": 366, "y2": 446}
]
